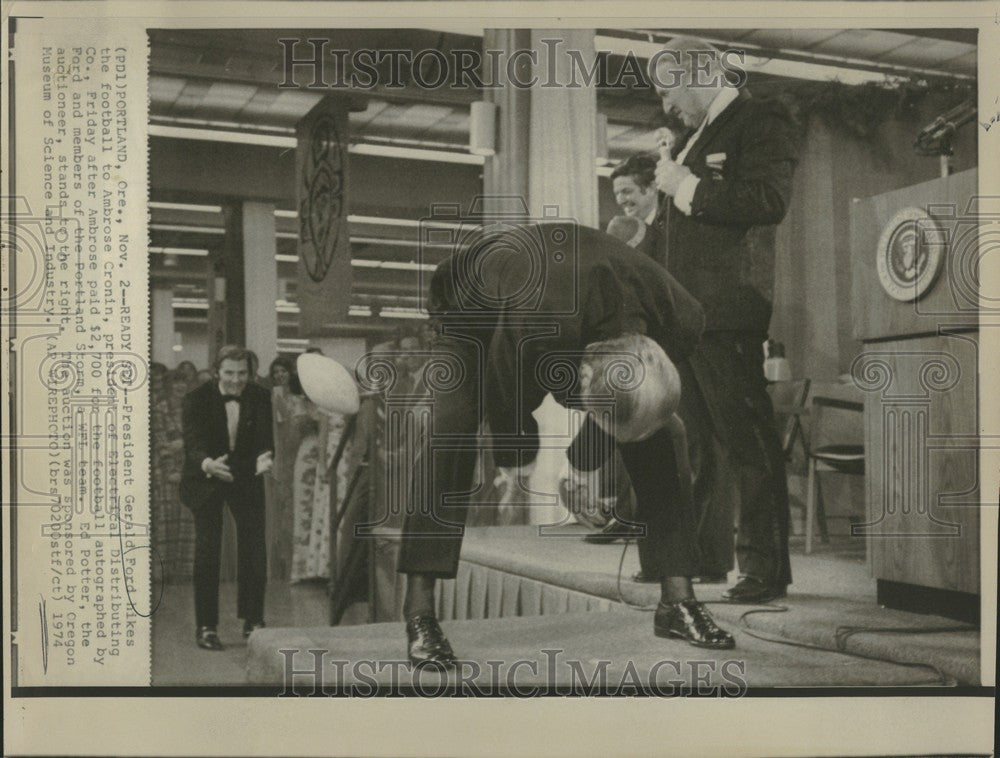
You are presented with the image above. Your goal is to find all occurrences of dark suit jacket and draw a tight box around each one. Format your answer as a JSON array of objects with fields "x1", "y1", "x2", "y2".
[
  {"x1": 429, "y1": 222, "x2": 705, "y2": 468},
  {"x1": 660, "y1": 90, "x2": 798, "y2": 335},
  {"x1": 179, "y1": 381, "x2": 274, "y2": 511}
]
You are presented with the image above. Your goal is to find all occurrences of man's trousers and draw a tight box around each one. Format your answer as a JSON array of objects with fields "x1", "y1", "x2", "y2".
[
  {"x1": 397, "y1": 330, "x2": 700, "y2": 580},
  {"x1": 681, "y1": 332, "x2": 792, "y2": 586},
  {"x1": 192, "y1": 483, "x2": 267, "y2": 627}
]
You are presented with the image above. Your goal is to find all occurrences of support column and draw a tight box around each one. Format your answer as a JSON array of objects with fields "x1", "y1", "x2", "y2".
[
  {"x1": 214, "y1": 201, "x2": 278, "y2": 371},
  {"x1": 151, "y1": 286, "x2": 175, "y2": 366},
  {"x1": 478, "y1": 30, "x2": 600, "y2": 526},
  {"x1": 205, "y1": 246, "x2": 227, "y2": 367},
  {"x1": 482, "y1": 29, "x2": 599, "y2": 225},
  {"x1": 482, "y1": 29, "x2": 532, "y2": 215},
  {"x1": 241, "y1": 201, "x2": 278, "y2": 370},
  {"x1": 528, "y1": 29, "x2": 599, "y2": 225}
]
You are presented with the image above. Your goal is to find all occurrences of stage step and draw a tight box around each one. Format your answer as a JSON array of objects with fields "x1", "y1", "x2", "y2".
[{"x1": 246, "y1": 611, "x2": 946, "y2": 689}]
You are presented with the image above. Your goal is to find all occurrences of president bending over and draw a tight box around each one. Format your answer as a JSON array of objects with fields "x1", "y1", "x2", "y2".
[{"x1": 397, "y1": 222, "x2": 735, "y2": 665}]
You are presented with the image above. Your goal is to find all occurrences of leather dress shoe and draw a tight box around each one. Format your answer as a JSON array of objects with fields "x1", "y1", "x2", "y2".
[
  {"x1": 653, "y1": 599, "x2": 735, "y2": 650},
  {"x1": 196, "y1": 626, "x2": 224, "y2": 651},
  {"x1": 583, "y1": 519, "x2": 644, "y2": 545},
  {"x1": 405, "y1": 614, "x2": 457, "y2": 667},
  {"x1": 242, "y1": 619, "x2": 266, "y2": 639},
  {"x1": 723, "y1": 576, "x2": 787, "y2": 604},
  {"x1": 631, "y1": 570, "x2": 660, "y2": 583}
]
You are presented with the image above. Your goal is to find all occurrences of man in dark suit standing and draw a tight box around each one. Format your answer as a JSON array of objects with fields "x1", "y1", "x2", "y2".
[
  {"x1": 180, "y1": 345, "x2": 273, "y2": 649},
  {"x1": 396, "y1": 222, "x2": 736, "y2": 665},
  {"x1": 651, "y1": 36, "x2": 799, "y2": 603}
]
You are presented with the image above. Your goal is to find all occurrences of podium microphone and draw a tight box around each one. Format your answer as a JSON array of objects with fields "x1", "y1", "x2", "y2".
[
  {"x1": 654, "y1": 128, "x2": 676, "y2": 218},
  {"x1": 914, "y1": 99, "x2": 976, "y2": 156}
]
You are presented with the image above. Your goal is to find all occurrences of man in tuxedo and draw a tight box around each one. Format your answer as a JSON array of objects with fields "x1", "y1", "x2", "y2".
[
  {"x1": 650, "y1": 36, "x2": 799, "y2": 603},
  {"x1": 609, "y1": 154, "x2": 664, "y2": 265},
  {"x1": 180, "y1": 345, "x2": 274, "y2": 650},
  {"x1": 397, "y1": 222, "x2": 736, "y2": 665}
]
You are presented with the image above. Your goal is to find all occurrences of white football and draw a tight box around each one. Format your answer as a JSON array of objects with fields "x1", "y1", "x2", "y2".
[{"x1": 296, "y1": 353, "x2": 360, "y2": 414}]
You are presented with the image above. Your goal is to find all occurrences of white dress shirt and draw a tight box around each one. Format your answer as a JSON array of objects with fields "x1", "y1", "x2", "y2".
[
  {"x1": 672, "y1": 86, "x2": 741, "y2": 216},
  {"x1": 202, "y1": 384, "x2": 241, "y2": 476},
  {"x1": 223, "y1": 391, "x2": 240, "y2": 451}
]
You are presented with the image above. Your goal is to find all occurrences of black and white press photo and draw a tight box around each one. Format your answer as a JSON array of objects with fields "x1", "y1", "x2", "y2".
[{"x1": 3, "y1": 4, "x2": 997, "y2": 756}]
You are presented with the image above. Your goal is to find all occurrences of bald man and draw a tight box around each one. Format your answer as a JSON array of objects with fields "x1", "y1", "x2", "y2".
[{"x1": 650, "y1": 35, "x2": 799, "y2": 603}]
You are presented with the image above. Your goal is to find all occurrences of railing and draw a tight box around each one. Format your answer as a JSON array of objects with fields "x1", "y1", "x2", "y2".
[{"x1": 326, "y1": 397, "x2": 379, "y2": 625}]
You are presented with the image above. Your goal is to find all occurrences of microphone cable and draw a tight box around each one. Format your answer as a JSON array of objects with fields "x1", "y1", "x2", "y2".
[{"x1": 611, "y1": 538, "x2": 972, "y2": 686}]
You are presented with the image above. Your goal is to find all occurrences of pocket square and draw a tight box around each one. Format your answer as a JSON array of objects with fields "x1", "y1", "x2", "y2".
[{"x1": 705, "y1": 152, "x2": 727, "y2": 170}]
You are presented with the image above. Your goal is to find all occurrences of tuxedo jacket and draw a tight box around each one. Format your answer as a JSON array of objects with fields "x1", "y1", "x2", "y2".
[
  {"x1": 658, "y1": 90, "x2": 798, "y2": 335},
  {"x1": 428, "y1": 221, "x2": 705, "y2": 468},
  {"x1": 632, "y1": 216, "x2": 666, "y2": 268},
  {"x1": 179, "y1": 381, "x2": 274, "y2": 511}
]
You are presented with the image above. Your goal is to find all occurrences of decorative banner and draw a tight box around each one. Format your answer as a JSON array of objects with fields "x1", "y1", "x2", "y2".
[{"x1": 296, "y1": 97, "x2": 352, "y2": 334}]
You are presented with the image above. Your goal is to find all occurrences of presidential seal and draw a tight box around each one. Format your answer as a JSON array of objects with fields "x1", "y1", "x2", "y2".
[{"x1": 876, "y1": 207, "x2": 947, "y2": 301}]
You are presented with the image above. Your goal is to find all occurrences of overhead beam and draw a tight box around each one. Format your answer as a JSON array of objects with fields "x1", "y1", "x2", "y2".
[{"x1": 149, "y1": 135, "x2": 482, "y2": 215}]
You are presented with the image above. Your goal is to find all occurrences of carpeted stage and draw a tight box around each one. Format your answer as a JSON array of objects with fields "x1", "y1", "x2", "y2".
[{"x1": 237, "y1": 526, "x2": 979, "y2": 688}]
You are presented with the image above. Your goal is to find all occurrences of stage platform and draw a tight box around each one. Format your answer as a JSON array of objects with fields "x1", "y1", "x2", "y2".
[
  {"x1": 246, "y1": 611, "x2": 946, "y2": 689},
  {"x1": 242, "y1": 526, "x2": 980, "y2": 687}
]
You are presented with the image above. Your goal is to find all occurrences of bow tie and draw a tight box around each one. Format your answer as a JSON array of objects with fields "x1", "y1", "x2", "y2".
[{"x1": 221, "y1": 394, "x2": 242, "y2": 404}]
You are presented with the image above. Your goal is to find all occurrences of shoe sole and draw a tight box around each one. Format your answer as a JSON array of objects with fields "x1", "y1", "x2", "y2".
[
  {"x1": 653, "y1": 625, "x2": 736, "y2": 650},
  {"x1": 723, "y1": 592, "x2": 787, "y2": 604}
]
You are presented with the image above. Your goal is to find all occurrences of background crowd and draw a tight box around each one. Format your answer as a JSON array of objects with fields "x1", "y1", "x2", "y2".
[{"x1": 150, "y1": 326, "x2": 436, "y2": 587}]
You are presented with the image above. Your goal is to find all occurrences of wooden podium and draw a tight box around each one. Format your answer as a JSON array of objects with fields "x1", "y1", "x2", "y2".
[{"x1": 850, "y1": 169, "x2": 979, "y2": 622}]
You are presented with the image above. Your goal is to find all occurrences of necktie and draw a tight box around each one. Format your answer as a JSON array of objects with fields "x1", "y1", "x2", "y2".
[{"x1": 221, "y1": 394, "x2": 242, "y2": 403}]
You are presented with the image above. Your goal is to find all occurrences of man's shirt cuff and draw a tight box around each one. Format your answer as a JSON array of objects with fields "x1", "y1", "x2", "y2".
[
  {"x1": 672, "y1": 175, "x2": 700, "y2": 216},
  {"x1": 201, "y1": 457, "x2": 213, "y2": 477}
]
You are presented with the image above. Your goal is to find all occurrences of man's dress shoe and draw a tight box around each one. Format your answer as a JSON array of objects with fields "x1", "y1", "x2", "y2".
[
  {"x1": 653, "y1": 600, "x2": 735, "y2": 650},
  {"x1": 242, "y1": 620, "x2": 266, "y2": 639},
  {"x1": 583, "y1": 519, "x2": 644, "y2": 545},
  {"x1": 405, "y1": 614, "x2": 457, "y2": 667},
  {"x1": 722, "y1": 576, "x2": 787, "y2": 604},
  {"x1": 196, "y1": 626, "x2": 224, "y2": 651}
]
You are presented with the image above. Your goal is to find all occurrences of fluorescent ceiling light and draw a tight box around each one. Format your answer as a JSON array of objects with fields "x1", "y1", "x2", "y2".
[
  {"x1": 151, "y1": 223, "x2": 224, "y2": 235},
  {"x1": 381, "y1": 308, "x2": 430, "y2": 320},
  {"x1": 352, "y1": 259, "x2": 437, "y2": 272},
  {"x1": 150, "y1": 246, "x2": 210, "y2": 257},
  {"x1": 149, "y1": 123, "x2": 483, "y2": 164},
  {"x1": 149, "y1": 201, "x2": 223, "y2": 214},
  {"x1": 280, "y1": 211, "x2": 473, "y2": 232},
  {"x1": 172, "y1": 297, "x2": 209, "y2": 310},
  {"x1": 351, "y1": 236, "x2": 455, "y2": 249},
  {"x1": 350, "y1": 143, "x2": 483, "y2": 165},
  {"x1": 348, "y1": 214, "x2": 471, "y2": 230}
]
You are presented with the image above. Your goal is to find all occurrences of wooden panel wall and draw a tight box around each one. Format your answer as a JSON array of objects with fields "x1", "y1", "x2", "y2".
[{"x1": 857, "y1": 332, "x2": 979, "y2": 593}]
